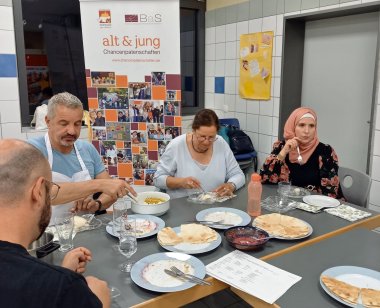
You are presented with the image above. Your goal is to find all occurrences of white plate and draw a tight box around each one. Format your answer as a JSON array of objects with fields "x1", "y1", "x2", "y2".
[
  {"x1": 252, "y1": 215, "x2": 313, "y2": 240},
  {"x1": 303, "y1": 195, "x2": 340, "y2": 208},
  {"x1": 106, "y1": 214, "x2": 165, "y2": 239},
  {"x1": 320, "y1": 266, "x2": 380, "y2": 307},
  {"x1": 130, "y1": 252, "x2": 206, "y2": 293},
  {"x1": 159, "y1": 226, "x2": 221, "y2": 254},
  {"x1": 195, "y1": 207, "x2": 251, "y2": 230}
]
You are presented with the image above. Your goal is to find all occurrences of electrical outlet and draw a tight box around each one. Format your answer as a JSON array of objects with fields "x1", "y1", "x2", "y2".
[{"x1": 223, "y1": 104, "x2": 228, "y2": 112}]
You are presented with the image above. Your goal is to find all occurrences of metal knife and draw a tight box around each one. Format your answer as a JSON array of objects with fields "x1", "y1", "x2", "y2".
[{"x1": 164, "y1": 269, "x2": 210, "y2": 286}]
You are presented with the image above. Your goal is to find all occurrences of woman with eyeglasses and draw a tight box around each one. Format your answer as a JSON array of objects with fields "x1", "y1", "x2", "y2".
[{"x1": 154, "y1": 109, "x2": 245, "y2": 199}]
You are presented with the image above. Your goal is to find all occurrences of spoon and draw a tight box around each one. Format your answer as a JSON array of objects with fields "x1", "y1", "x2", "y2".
[{"x1": 296, "y1": 146, "x2": 303, "y2": 164}]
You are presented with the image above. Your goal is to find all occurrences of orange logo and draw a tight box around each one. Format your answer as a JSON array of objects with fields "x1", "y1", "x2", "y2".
[{"x1": 99, "y1": 10, "x2": 111, "y2": 24}]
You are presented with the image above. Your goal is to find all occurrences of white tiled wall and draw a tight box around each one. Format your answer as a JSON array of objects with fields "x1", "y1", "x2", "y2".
[
  {"x1": 205, "y1": 0, "x2": 380, "y2": 211},
  {"x1": 205, "y1": 10, "x2": 282, "y2": 169},
  {"x1": 0, "y1": 3, "x2": 25, "y2": 139}
]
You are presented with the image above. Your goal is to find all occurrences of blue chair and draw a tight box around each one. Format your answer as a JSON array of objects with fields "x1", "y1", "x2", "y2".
[{"x1": 219, "y1": 118, "x2": 258, "y2": 172}]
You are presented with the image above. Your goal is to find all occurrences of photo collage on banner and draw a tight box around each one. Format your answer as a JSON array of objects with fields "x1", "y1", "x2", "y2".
[{"x1": 87, "y1": 70, "x2": 182, "y2": 185}]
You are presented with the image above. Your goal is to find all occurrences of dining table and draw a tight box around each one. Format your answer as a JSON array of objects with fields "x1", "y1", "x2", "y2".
[
  {"x1": 49, "y1": 184, "x2": 380, "y2": 307},
  {"x1": 230, "y1": 228, "x2": 380, "y2": 307}
]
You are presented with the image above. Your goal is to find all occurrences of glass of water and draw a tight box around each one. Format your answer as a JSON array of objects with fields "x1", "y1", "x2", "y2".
[
  {"x1": 278, "y1": 181, "x2": 291, "y2": 199},
  {"x1": 54, "y1": 212, "x2": 74, "y2": 252},
  {"x1": 112, "y1": 199, "x2": 128, "y2": 236},
  {"x1": 118, "y1": 218, "x2": 137, "y2": 273}
]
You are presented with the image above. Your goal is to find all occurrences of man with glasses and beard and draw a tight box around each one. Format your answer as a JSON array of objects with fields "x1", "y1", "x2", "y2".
[
  {"x1": 28, "y1": 92, "x2": 136, "y2": 224},
  {"x1": 0, "y1": 139, "x2": 110, "y2": 308}
]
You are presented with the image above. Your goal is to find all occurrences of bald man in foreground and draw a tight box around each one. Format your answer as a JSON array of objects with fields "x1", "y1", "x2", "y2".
[{"x1": 0, "y1": 139, "x2": 110, "y2": 308}]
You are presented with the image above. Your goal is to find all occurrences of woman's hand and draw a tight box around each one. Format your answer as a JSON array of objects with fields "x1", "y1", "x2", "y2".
[
  {"x1": 281, "y1": 137, "x2": 300, "y2": 157},
  {"x1": 181, "y1": 177, "x2": 202, "y2": 190},
  {"x1": 214, "y1": 183, "x2": 234, "y2": 197}
]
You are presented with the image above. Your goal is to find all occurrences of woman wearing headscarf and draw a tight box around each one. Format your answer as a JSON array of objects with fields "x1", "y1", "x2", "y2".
[{"x1": 260, "y1": 107, "x2": 343, "y2": 198}]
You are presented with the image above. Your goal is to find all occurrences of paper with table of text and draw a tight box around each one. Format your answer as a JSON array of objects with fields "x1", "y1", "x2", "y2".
[{"x1": 206, "y1": 250, "x2": 301, "y2": 304}]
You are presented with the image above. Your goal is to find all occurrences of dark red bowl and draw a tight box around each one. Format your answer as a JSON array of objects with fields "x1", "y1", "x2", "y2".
[{"x1": 224, "y1": 226, "x2": 270, "y2": 251}]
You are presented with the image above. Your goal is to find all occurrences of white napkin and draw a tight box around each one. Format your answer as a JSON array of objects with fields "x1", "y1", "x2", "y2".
[{"x1": 324, "y1": 205, "x2": 372, "y2": 222}]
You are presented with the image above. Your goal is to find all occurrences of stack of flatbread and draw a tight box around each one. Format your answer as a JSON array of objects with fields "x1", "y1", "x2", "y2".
[
  {"x1": 321, "y1": 275, "x2": 380, "y2": 307},
  {"x1": 157, "y1": 224, "x2": 218, "y2": 246},
  {"x1": 254, "y1": 213, "x2": 310, "y2": 238}
]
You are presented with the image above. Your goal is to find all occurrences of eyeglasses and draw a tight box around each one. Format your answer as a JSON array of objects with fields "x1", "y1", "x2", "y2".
[
  {"x1": 44, "y1": 179, "x2": 61, "y2": 200},
  {"x1": 194, "y1": 133, "x2": 218, "y2": 143}
]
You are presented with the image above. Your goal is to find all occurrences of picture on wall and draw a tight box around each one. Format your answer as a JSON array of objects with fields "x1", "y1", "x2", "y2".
[
  {"x1": 92, "y1": 127, "x2": 107, "y2": 140},
  {"x1": 129, "y1": 82, "x2": 151, "y2": 100},
  {"x1": 117, "y1": 149, "x2": 132, "y2": 163},
  {"x1": 164, "y1": 101, "x2": 180, "y2": 116},
  {"x1": 92, "y1": 109, "x2": 106, "y2": 126},
  {"x1": 145, "y1": 169, "x2": 155, "y2": 185},
  {"x1": 91, "y1": 71, "x2": 116, "y2": 87},
  {"x1": 164, "y1": 126, "x2": 180, "y2": 140},
  {"x1": 106, "y1": 122, "x2": 130, "y2": 140},
  {"x1": 147, "y1": 123, "x2": 165, "y2": 140},
  {"x1": 152, "y1": 72, "x2": 166, "y2": 85},
  {"x1": 98, "y1": 88, "x2": 129, "y2": 109},
  {"x1": 158, "y1": 140, "x2": 170, "y2": 158},
  {"x1": 239, "y1": 31, "x2": 273, "y2": 100},
  {"x1": 117, "y1": 109, "x2": 128, "y2": 122},
  {"x1": 131, "y1": 130, "x2": 147, "y2": 145}
]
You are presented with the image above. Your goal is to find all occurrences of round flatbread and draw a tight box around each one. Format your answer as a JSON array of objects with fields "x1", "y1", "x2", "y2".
[
  {"x1": 179, "y1": 224, "x2": 218, "y2": 244},
  {"x1": 157, "y1": 227, "x2": 182, "y2": 245},
  {"x1": 362, "y1": 288, "x2": 380, "y2": 307},
  {"x1": 321, "y1": 275, "x2": 360, "y2": 304},
  {"x1": 157, "y1": 224, "x2": 217, "y2": 246},
  {"x1": 254, "y1": 213, "x2": 310, "y2": 238}
]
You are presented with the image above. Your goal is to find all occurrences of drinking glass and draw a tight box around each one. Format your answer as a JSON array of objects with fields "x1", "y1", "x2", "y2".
[
  {"x1": 54, "y1": 212, "x2": 74, "y2": 252},
  {"x1": 278, "y1": 181, "x2": 291, "y2": 199},
  {"x1": 118, "y1": 218, "x2": 137, "y2": 273},
  {"x1": 112, "y1": 199, "x2": 128, "y2": 236}
]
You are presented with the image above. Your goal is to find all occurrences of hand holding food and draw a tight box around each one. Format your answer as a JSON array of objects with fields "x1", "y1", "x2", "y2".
[
  {"x1": 181, "y1": 177, "x2": 202, "y2": 190},
  {"x1": 97, "y1": 179, "x2": 137, "y2": 199},
  {"x1": 214, "y1": 183, "x2": 235, "y2": 197}
]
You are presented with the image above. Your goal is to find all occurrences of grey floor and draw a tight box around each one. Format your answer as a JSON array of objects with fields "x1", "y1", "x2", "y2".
[{"x1": 182, "y1": 289, "x2": 252, "y2": 308}]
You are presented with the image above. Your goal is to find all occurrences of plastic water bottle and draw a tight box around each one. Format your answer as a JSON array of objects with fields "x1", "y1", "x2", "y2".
[{"x1": 247, "y1": 173, "x2": 262, "y2": 217}]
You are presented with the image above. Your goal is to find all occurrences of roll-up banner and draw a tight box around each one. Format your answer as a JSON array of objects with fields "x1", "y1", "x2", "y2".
[{"x1": 79, "y1": 0, "x2": 181, "y2": 185}]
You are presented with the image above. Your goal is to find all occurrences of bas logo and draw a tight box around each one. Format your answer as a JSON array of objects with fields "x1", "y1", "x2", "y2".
[
  {"x1": 124, "y1": 13, "x2": 162, "y2": 23},
  {"x1": 99, "y1": 10, "x2": 111, "y2": 24}
]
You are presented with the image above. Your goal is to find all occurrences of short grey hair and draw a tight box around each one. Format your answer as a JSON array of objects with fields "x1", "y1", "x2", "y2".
[
  {"x1": 47, "y1": 92, "x2": 83, "y2": 119},
  {"x1": 0, "y1": 140, "x2": 50, "y2": 204}
]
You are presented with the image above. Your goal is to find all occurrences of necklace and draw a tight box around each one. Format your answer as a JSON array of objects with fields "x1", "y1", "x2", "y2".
[{"x1": 191, "y1": 134, "x2": 208, "y2": 153}]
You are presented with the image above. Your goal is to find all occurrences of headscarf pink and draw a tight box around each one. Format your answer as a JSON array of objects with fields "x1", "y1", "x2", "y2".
[{"x1": 283, "y1": 107, "x2": 319, "y2": 164}]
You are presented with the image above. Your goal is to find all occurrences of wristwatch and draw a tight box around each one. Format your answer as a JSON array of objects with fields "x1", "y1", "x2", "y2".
[{"x1": 94, "y1": 199, "x2": 102, "y2": 211}]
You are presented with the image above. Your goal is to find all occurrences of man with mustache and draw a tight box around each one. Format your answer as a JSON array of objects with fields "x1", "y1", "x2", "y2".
[
  {"x1": 0, "y1": 139, "x2": 110, "y2": 307},
  {"x1": 29, "y1": 92, "x2": 136, "y2": 224}
]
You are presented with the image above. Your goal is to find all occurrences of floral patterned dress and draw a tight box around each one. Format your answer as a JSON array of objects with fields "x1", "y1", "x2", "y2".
[{"x1": 260, "y1": 140, "x2": 343, "y2": 199}]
